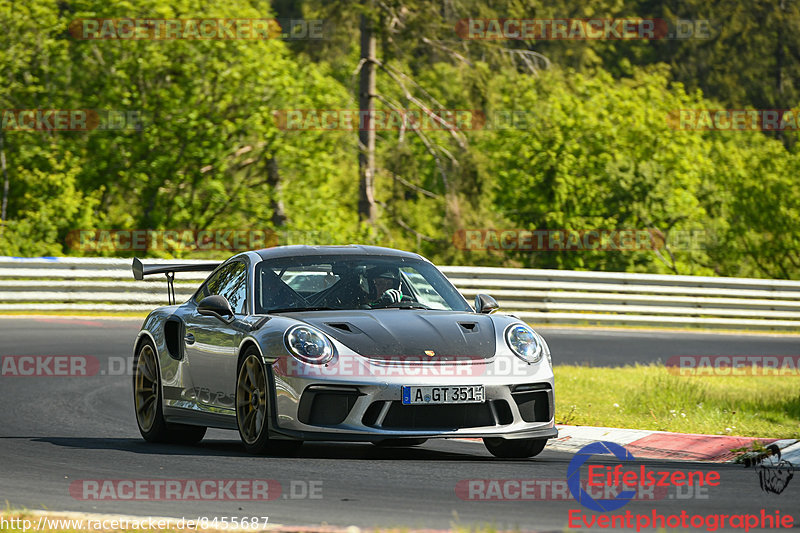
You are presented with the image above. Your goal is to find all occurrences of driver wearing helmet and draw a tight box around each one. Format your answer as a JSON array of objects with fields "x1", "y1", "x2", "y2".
[{"x1": 367, "y1": 268, "x2": 405, "y2": 305}]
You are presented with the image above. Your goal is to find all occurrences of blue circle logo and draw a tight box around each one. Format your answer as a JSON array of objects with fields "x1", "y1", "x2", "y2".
[{"x1": 567, "y1": 441, "x2": 637, "y2": 512}]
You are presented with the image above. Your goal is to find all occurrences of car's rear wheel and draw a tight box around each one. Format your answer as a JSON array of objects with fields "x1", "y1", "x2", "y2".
[
  {"x1": 236, "y1": 348, "x2": 302, "y2": 455},
  {"x1": 483, "y1": 437, "x2": 547, "y2": 458},
  {"x1": 373, "y1": 438, "x2": 428, "y2": 447},
  {"x1": 133, "y1": 338, "x2": 206, "y2": 444}
]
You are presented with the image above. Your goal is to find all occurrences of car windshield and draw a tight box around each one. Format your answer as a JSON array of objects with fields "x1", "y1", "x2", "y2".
[{"x1": 254, "y1": 254, "x2": 471, "y2": 314}]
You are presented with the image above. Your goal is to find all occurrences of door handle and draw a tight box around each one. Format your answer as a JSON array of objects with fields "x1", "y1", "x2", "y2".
[{"x1": 184, "y1": 333, "x2": 195, "y2": 345}]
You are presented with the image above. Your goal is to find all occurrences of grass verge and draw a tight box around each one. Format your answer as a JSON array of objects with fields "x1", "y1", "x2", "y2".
[{"x1": 555, "y1": 364, "x2": 800, "y2": 438}]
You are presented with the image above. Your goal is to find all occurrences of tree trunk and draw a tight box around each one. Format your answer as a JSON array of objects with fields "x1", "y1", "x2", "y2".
[
  {"x1": 267, "y1": 157, "x2": 286, "y2": 227},
  {"x1": 358, "y1": 7, "x2": 377, "y2": 223},
  {"x1": 776, "y1": 0, "x2": 790, "y2": 147},
  {"x1": 776, "y1": 0, "x2": 785, "y2": 99},
  {"x1": 0, "y1": 131, "x2": 8, "y2": 223}
]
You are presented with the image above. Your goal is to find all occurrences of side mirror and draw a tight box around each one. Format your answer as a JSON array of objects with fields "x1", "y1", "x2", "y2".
[
  {"x1": 475, "y1": 293, "x2": 499, "y2": 314},
  {"x1": 198, "y1": 295, "x2": 235, "y2": 322}
]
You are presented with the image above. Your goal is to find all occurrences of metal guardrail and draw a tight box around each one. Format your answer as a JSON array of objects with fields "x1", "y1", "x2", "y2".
[{"x1": 0, "y1": 257, "x2": 798, "y2": 331}]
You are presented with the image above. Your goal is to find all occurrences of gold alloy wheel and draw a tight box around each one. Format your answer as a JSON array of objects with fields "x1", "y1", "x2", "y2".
[
  {"x1": 237, "y1": 354, "x2": 268, "y2": 444},
  {"x1": 134, "y1": 344, "x2": 159, "y2": 432}
]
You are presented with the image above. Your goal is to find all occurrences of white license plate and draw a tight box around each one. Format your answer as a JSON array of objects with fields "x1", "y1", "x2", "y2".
[{"x1": 401, "y1": 385, "x2": 485, "y2": 405}]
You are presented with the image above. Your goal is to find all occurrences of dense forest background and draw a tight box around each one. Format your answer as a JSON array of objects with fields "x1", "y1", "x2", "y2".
[{"x1": 2, "y1": 0, "x2": 799, "y2": 279}]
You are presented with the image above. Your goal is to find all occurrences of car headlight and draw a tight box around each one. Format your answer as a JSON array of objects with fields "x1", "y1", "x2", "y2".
[
  {"x1": 284, "y1": 325, "x2": 334, "y2": 364},
  {"x1": 505, "y1": 323, "x2": 543, "y2": 363}
]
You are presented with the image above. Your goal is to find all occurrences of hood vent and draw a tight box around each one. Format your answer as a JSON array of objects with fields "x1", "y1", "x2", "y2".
[{"x1": 326, "y1": 322, "x2": 355, "y2": 333}]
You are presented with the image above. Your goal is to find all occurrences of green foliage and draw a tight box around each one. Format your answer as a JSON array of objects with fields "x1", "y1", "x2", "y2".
[
  {"x1": 0, "y1": 148, "x2": 98, "y2": 256},
  {"x1": 0, "y1": 0, "x2": 360, "y2": 258},
  {"x1": 1, "y1": 0, "x2": 799, "y2": 280},
  {"x1": 475, "y1": 66, "x2": 717, "y2": 273}
]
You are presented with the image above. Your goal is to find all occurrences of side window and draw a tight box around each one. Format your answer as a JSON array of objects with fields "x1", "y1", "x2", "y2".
[
  {"x1": 195, "y1": 267, "x2": 225, "y2": 302},
  {"x1": 196, "y1": 262, "x2": 248, "y2": 314},
  {"x1": 216, "y1": 262, "x2": 247, "y2": 314}
]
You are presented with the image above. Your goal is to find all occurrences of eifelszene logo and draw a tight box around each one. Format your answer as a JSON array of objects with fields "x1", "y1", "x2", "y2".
[{"x1": 567, "y1": 441, "x2": 721, "y2": 513}]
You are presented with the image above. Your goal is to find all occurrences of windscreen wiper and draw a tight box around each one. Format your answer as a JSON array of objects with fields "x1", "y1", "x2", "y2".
[{"x1": 374, "y1": 302, "x2": 431, "y2": 310}]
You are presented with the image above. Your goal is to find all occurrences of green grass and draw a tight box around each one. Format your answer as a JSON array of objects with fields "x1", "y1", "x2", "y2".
[{"x1": 555, "y1": 364, "x2": 800, "y2": 438}]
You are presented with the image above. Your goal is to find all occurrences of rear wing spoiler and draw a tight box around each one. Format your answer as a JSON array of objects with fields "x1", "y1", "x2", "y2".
[{"x1": 132, "y1": 258, "x2": 221, "y2": 304}]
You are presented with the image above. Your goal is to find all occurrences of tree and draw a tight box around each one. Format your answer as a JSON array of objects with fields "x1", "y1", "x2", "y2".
[
  {"x1": 358, "y1": 2, "x2": 378, "y2": 222},
  {"x1": 0, "y1": 0, "x2": 361, "y2": 256}
]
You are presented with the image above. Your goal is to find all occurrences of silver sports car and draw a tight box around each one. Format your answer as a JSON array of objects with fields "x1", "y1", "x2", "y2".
[{"x1": 132, "y1": 245, "x2": 556, "y2": 458}]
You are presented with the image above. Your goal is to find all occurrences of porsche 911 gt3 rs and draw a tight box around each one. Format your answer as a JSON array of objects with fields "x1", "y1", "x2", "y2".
[{"x1": 132, "y1": 245, "x2": 556, "y2": 458}]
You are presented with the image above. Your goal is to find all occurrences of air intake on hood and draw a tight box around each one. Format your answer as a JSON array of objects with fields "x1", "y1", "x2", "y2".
[{"x1": 326, "y1": 322, "x2": 354, "y2": 333}]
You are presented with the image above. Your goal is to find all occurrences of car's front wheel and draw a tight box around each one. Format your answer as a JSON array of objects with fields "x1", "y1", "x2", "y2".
[
  {"x1": 483, "y1": 437, "x2": 547, "y2": 458},
  {"x1": 133, "y1": 338, "x2": 206, "y2": 444},
  {"x1": 235, "y1": 348, "x2": 302, "y2": 455}
]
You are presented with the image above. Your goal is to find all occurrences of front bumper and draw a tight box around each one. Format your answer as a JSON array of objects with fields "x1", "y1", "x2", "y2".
[{"x1": 268, "y1": 352, "x2": 556, "y2": 441}]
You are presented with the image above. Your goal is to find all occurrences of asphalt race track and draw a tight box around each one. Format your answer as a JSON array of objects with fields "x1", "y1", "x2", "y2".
[{"x1": 1, "y1": 317, "x2": 798, "y2": 530}]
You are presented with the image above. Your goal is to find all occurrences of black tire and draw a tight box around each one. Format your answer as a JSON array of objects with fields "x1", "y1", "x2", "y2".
[
  {"x1": 133, "y1": 338, "x2": 206, "y2": 445},
  {"x1": 373, "y1": 438, "x2": 428, "y2": 447},
  {"x1": 483, "y1": 437, "x2": 547, "y2": 458},
  {"x1": 235, "y1": 347, "x2": 302, "y2": 455}
]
